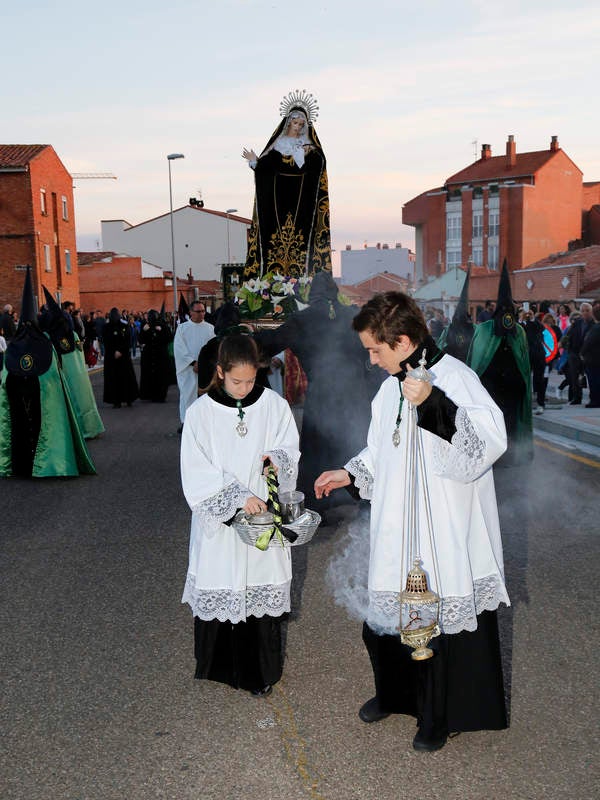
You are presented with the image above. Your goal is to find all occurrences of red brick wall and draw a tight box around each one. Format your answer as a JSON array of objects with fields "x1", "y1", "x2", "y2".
[
  {"x1": 521, "y1": 152, "x2": 582, "y2": 266},
  {"x1": 78, "y1": 256, "x2": 173, "y2": 314},
  {"x1": 0, "y1": 171, "x2": 37, "y2": 308},
  {"x1": 0, "y1": 146, "x2": 79, "y2": 312}
]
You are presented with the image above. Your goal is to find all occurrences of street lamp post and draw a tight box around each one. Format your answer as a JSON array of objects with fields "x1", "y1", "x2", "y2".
[
  {"x1": 167, "y1": 153, "x2": 185, "y2": 319},
  {"x1": 225, "y1": 208, "x2": 238, "y2": 264}
]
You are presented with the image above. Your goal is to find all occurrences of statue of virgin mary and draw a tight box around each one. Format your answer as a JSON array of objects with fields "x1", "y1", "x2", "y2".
[{"x1": 242, "y1": 91, "x2": 332, "y2": 278}]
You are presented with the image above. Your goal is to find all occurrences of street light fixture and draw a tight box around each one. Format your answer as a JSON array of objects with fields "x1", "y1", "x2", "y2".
[
  {"x1": 167, "y1": 153, "x2": 185, "y2": 318},
  {"x1": 225, "y1": 208, "x2": 238, "y2": 264}
]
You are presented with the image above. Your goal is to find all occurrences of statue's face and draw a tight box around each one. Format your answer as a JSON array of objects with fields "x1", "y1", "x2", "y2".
[{"x1": 286, "y1": 115, "x2": 305, "y2": 137}]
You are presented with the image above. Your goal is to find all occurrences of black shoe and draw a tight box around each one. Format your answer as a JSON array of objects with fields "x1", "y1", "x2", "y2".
[
  {"x1": 569, "y1": 400, "x2": 581, "y2": 405},
  {"x1": 250, "y1": 684, "x2": 272, "y2": 697},
  {"x1": 585, "y1": 402, "x2": 600, "y2": 408},
  {"x1": 412, "y1": 730, "x2": 447, "y2": 752},
  {"x1": 358, "y1": 697, "x2": 390, "y2": 723}
]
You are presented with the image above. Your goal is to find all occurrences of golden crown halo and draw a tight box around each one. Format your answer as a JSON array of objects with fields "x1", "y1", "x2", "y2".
[{"x1": 279, "y1": 90, "x2": 319, "y2": 126}]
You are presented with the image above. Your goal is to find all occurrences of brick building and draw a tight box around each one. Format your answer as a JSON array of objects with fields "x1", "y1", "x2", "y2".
[
  {"x1": 403, "y1": 136, "x2": 599, "y2": 285},
  {"x1": 0, "y1": 145, "x2": 79, "y2": 311},
  {"x1": 339, "y1": 271, "x2": 411, "y2": 307},
  {"x1": 78, "y1": 252, "x2": 221, "y2": 314}
]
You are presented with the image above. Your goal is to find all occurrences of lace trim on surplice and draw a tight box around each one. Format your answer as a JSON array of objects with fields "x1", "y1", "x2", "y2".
[
  {"x1": 191, "y1": 479, "x2": 252, "y2": 538},
  {"x1": 431, "y1": 407, "x2": 486, "y2": 482},
  {"x1": 266, "y1": 448, "x2": 298, "y2": 492},
  {"x1": 366, "y1": 574, "x2": 507, "y2": 636},
  {"x1": 345, "y1": 456, "x2": 374, "y2": 500},
  {"x1": 182, "y1": 573, "x2": 291, "y2": 623}
]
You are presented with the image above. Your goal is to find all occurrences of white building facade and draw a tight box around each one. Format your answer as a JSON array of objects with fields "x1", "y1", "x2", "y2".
[
  {"x1": 101, "y1": 206, "x2": 251, "y2": 281},
  {"x1": 340, "y1": 243, "x2": 414, "y2": 285}
]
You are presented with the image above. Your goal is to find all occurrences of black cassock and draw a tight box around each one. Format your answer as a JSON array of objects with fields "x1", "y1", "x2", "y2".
[
  {"x1": 256, "y1": 299, "x2": 383, "y2": 511},
  {"x1": 103, "y1": 321, "x2": 139, "y2": 406},
  {"x1": 139, "y1": 322, "x2": 173, "y2": 402}
]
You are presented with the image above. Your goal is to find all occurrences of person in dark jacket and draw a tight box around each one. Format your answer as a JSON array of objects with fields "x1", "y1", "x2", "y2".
[
  {"x1": 580, "y1": 301, "x2": 600, "y2": 408},
  {"x1": 103, "y1": 308, "x2": 139, "y2": 408},
  {"x1": 565, "y1": 303, "x2": 594, "y2": 405},
  {"x1": 521, "y1": 311, "x2": 546, "y2": 414}
]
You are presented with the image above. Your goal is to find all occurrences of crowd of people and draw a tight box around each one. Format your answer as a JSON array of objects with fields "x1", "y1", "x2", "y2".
[{"x1": 425, "y1": 298, "x2": 600, "y2": 412}]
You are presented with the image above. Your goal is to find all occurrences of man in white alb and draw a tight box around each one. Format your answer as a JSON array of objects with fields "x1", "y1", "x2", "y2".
[{"x1": 174, "y1": 301, "x2": 214, "y2": 429}]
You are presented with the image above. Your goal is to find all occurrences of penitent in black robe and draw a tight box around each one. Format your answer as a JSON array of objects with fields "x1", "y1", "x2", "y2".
[
  {"x1": 256, "y1": 299, "x2": 383, "y2": 512},
  {"x1": 103, "y1": 321, "x2": 139, "y2": 406},
  {"x1": 139, "y1": 322, "x2": 173, "y2": 402}
]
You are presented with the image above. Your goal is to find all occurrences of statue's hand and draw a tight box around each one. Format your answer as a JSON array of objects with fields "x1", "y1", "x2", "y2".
[{"x1": 242, "y1": 147, "x2": 257, "y2": 161}]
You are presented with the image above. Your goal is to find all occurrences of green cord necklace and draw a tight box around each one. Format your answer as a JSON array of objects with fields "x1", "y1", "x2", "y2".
[
  {"x1": 235, "y1": 400, "x2": 248, "y2": 437},
  {"x1": 392, "y1": 391, "x2": 404, "y2": 447}
]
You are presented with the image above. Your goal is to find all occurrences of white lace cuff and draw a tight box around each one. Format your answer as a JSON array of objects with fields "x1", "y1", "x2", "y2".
[
  {"x1": 191, "y1": 480, "x2": 251, "y2": 537},
  {"x1": 345, "y1": 456, "x2": 374, "y2": 500},
  {"x1": 182, "y1": 573, "x2": 291, "y2": 623},
  {"x1": 366, "y1": 574, "x2": 509, "y2": 636},
  {"x1": 431, "y1": 407, "x2": 486, "y2": 482},
  {"x1": 266, "y1": 448, "x2": 298, "y2": 493}
]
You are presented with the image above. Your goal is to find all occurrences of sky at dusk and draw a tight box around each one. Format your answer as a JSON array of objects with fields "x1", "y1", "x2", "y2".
[{"x1": 3, "y1": 0, "x2": 598, "y2": 271}]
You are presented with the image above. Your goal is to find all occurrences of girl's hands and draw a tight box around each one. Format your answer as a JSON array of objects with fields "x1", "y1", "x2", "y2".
[{"x1": 243, "y1": 495, "x2": 268, "y2": 515}]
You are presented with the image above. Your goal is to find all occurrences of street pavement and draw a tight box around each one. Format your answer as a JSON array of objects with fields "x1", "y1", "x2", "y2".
[{"x1": 1, "y1": 367, "x2": 598, "y2": 800}]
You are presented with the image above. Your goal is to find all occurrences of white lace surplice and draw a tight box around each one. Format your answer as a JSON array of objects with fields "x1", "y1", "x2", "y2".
[
  {"x1": 180, "y1": 388, "x2": 300, "y2": 623},
  {"x1": 345, "y1": 354, "x2": 510, "y2": 635}
]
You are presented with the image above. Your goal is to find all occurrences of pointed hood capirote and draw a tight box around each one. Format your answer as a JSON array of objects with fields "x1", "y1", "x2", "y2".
[
  {"x1": 18, "y1": 265, "x2": 38, "y2": 328},
  {"x1": 178, "y1": 293, "x2": 190, "y2": 323},
  {"x1": 308, "y1": 270, "x2": 338, "y2": 304},
  {"x1": 5, "y1": 267, "x2": 53, "y2": 377},
  {"x1": 443, "y1": 267, "x2": 474, "y2": 361},
  {"x1": 307, "y1": 270, "x2": 339, "y2": 319},
  {"x1": 40, "y1": 285, "x2": 75, "y2": 354},
  {"x1": 493, "y1": 259, "x2": 517, "y2": 337}
]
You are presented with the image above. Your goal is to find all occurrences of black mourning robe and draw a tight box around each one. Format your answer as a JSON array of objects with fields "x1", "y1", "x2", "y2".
[
  {"x1": 256, "y1": 299, "x2": 384, "y2": 511},
  {"x1": 103, "y1": 321, "x2": 139, "y2": 406},
  {"x1": 139, "y1": 322, "x2": 173, "y2": 402}
]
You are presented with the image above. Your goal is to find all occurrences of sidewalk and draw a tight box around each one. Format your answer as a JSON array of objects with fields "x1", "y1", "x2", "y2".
[{"x1": 532, "y1": 369, "x2": 600, "y2": 456}]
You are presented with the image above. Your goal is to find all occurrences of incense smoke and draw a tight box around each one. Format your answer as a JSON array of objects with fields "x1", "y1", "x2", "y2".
[{"x1": 326, "y1": 511, "x2": 370, "y2": 623}]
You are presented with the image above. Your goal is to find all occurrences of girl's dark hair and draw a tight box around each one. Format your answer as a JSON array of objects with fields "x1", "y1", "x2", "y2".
[
  {"x1": 352, "y1": 292, "x2": 429, "y2": 347},
  {"x1": 201, "y1": 333, "x2": 261, "y2": 395}
]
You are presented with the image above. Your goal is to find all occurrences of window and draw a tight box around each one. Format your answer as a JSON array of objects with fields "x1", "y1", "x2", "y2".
[
  {"x1": 65, "y1": 249, "x2": 72, "y2": 274},
  {"x1": 472, "y1": 212, "x2": 483, "y2": 239},
  {"x1": 472, "y1": 247, "x2": 483, "y2": 266},
  {"x1": 44, "y1": 244, "x2": 51, "y2": 272},
  {"x1": 488, "y1": 243, "x2": 499, "y2": 270},
  {"x1": 446, "y1": 214, "x2": 461, "y2": 243},
  {"x1": 40, "y1": 189, "x2": 47, "y2": 215},
  {"x1": 446, "y1": 249, "x2": 462, "y2": 268},
  {"x1": 61, "y1": 196, "x2": 68, "y2": 220},
  {"x1": 489, "y1": 210, "x2": 499, "y2": 238}
]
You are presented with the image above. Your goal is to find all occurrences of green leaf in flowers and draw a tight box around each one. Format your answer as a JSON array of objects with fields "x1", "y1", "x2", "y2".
[{"x1": 246, "y1": 293, "x2": 265, "y2": 313}]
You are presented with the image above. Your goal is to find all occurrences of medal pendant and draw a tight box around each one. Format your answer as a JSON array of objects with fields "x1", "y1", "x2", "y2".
[
  {"x1": 236, "y1": 421, "x2": 248, "y2": 437},
  {"x1": 392, "y1": 427, "x2": 401, "y2": 447}
]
